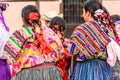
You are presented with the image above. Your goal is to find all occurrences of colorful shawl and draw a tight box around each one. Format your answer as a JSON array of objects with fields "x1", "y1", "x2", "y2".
[
  {"x1": 57, "y1": 38, "x2": 71, "y2": 80},
  {"x1": 3, "y1": 25, "x2": 64, "y2": 76},
  {"x1": 70, "y1": 21, "x2": 111, "y2": 61},
  {"x1": 3, "y1": 26, "x2": 35, "y2": 64}
]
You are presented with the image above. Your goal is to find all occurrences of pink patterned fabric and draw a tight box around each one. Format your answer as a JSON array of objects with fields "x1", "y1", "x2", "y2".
[
  {"x1": 10, "y1": 26, "x2": 64, "y2": 77},
  {"x1": 107, "y1": 38, "x2": 120, "y2": 66}
]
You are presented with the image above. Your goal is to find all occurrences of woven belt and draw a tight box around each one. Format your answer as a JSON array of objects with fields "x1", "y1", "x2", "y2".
[{"x1": 28, "y1": 62, "x2": 56, "y2": 69}]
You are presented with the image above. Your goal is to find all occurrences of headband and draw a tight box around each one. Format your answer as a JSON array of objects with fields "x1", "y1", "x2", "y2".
[{"x1": 28, "y1": 12, "x2": 39, "y2": 21}]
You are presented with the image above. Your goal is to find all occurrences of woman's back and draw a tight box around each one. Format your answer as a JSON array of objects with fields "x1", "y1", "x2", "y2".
[
  {"x1": 69, "y1": 0, "x2": 114, "y2": 80},
  {"x1": 70, "y1": 21, "x2": 110, "y2": 61}
]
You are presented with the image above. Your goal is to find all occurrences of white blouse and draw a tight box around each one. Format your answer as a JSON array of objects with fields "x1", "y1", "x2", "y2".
[{"x1": 0, "y1": 23, "x2": 9, "y2": 58}]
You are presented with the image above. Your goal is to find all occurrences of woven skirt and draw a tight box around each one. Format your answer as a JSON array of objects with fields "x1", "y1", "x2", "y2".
[
  {"x1": 70, "y1": 60, "x2": 113, "y2": 80},
  {"x1": 12, "y1": 63, "x2": 63, "y2": 80},
  {"x1": 0, "y1": 59, "x2": 11, "y2": 80},
  {"x1": 112, "y1": 61, "x2": 120, "y2": 80}
]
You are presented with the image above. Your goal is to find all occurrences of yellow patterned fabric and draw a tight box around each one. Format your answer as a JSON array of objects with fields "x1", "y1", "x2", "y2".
[{"x1": 5, "y1": 26, "x2": 64, "y2": 77}]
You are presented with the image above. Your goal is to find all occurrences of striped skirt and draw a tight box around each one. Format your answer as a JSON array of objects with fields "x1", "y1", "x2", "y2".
[
  {"x1": 12, "y1": 63, "x2": 63, "y2": 80},
  {"x1": 0, "y1": 59, "x2": 11, "y2": 80},
  {"x1": 70, "y1": 59, "x2": 113, "y2": 80}
]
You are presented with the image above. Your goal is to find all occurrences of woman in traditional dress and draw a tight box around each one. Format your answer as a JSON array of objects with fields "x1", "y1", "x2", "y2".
[
  {"x1": 3, "y1": 5, "x2": 65, "y2": 80},
  {"x1": 0, "y1": 2, "x2": 11, "y2": 80},
  {"x1": 111, "y1": 14, "x2": 120, "y2": 80},
  {"x1": 49, "y1": 16, "x2": 71, "y2": 80},
  {"x1": 69, "y1": 0, "x2": 115, "y2": 80}
]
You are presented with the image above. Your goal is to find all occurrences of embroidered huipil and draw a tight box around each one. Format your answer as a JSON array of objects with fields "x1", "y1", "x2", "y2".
[
  {"x1": 4, "y1": 26, "x2": 35, "y2": 63},
  {"x1": 3, "y1": 25, "x2": 64, "y2": 76},
  {"x1": 69, "y1": 21, "x2": 111, "y2": 61}
]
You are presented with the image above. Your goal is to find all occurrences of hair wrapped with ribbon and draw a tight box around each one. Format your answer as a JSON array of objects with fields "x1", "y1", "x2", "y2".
[
  {"x1": 28, "y1": 12, "x2": 41, "y2": 27},
  {"x1": 0, "y1": 2, "x2": 9, "y2": 32},
  {"x1": 94, "y1": 9, "x2": 116, "y2": 39}
]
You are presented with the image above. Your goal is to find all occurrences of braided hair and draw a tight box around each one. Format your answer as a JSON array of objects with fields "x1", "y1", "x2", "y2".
[
  {"x1": 22, "y1": 5, "x2": 42, "y2": 47},
  {"x1": 49, "y1": 16, "x2": 66, "y2": 46},
  {"x1": 49, "y1": 16, "x2": 66, "y2": 32},
  {"x1": 84, "y1": 0, "x2": 115, "y2": 39},
  {"x1": 21, "y1": 5, "x2": 41, "y2": 28}
]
